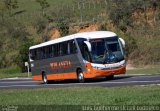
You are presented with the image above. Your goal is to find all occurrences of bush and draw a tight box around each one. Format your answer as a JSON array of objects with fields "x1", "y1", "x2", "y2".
[
  {"x1": 34, "y1": 17, "x2": 48, "y2": 34},
  {"x1": 17, "y1": 39, "x2": 34, "y2": 72},
  {"x1": 0, "y1": 66, "x2": 21, "y2": 74},
  {"x1": 56, "y1": 17, "x2": 69, "y2": 36},
  {"x1": 98, "y1": 23, "x2": 107, "y2": 31},
  {"x1": 123, "y1": 34, "x2": 138, "y2": 58}
]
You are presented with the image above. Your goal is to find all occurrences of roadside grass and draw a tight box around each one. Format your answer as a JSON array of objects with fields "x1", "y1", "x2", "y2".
[
  {"x1": 0, "y1": 72, "x2": 30, "y2": 79},
  {"x1": 0, "y1": 67, "x2": 31, "y2": 79},
  {"x1": 0, "y1": 66, "x2": 21, "y2": 74},
  {"x1": 0, "y1": 86, "x2": 160, "y2": 105},
  {"x1": 126, "y1": 67, "x2": 160, "y2": 74}
]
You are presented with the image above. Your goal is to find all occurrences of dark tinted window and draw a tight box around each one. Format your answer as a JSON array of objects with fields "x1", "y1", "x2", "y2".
[
  {"x1": 76, "y1": 38, "x2": 87, "y2": 51},
  {"x1": 59, "y1": 42, "x2": 68, "y2": 56},
  {"x1": 69, "y1": 40, "x2": 77, "y2": 54},
  {"x1": 30, "y1": 40, "x2": 77, "y2": 60},
  {"x1": 30, "y1": 49, "x2": 36, "y2": 60},
  {"x1": 76, "y1": 38, "x2": 91, "y2": 62},
  {"x1": 53, "y1": 44, "x2": 58, "y2": 57}
]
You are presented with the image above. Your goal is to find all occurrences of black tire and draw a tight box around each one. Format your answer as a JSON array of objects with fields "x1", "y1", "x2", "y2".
[
  {"x1": 77, "y1": 69, "x2": 85, "y2": 83},
  {"x1": 42, "y1": 72, "x2": 48, "y2": 84},
  {"x1": 106, "y1": 75, "x2": 114, "y2": 80}
]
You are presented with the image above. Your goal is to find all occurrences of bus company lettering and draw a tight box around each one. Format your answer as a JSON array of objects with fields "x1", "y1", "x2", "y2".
[{"x1": 50, "y1": 61, "x2": 71, "y2": 69}]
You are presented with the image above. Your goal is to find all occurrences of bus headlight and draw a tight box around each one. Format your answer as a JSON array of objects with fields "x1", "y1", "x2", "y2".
[{"x1": 120, "y1": 61, "x2": 126, "y2": 67}]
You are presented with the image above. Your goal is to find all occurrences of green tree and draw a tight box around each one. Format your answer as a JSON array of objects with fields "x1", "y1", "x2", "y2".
[
  {"x1": 56, "y1": 17, "x2": 69, "y2": 36},
  {"x1": 33, "y1": 17, "x2": 50, "y2": 42},
  {"x1": 0, "y1": 18, "x2": 31, "y2": 69},
  {"x1": 0, "y1": 1, "x2": 5, "y2": 20},
  {"x1": 124, "y1": 34, "x2": 138, "y2": 58},
  {"x1": 17, "y1": 39, "x2": 34, "y2": 72},
  {"x1": 98, "y1": 23, "x2": 107, "y2": 31},
  {"x1": 3, "y1": 0, "x2": 19, "y2": 16},
  {"x1": 36, "y1": 0, "x2": 50, "y2": 16}
]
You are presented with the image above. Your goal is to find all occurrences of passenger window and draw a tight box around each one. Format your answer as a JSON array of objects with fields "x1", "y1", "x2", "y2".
[
  {"x1": 30, "y1": 50, "x2": 35, "y2": 60},
  {"x1": 70, "y1": 40, "x2": 77, "y2": 54}
]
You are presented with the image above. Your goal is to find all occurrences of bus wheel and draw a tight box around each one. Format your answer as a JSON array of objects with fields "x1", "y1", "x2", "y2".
[
  {"x1": 42, "y1": 72, "x2": 48, "y2": 84},
  {"x1": 106, "y1": 75, "x2": 114, "y2": 80},
  {"x1": 77, "y1": 70, "x2": 85, "y2": 83}
]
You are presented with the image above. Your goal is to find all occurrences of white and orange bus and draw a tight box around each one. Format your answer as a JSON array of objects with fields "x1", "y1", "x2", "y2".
[{"x1": 29, "y1": 31, "x2": 126, "y2": 83}]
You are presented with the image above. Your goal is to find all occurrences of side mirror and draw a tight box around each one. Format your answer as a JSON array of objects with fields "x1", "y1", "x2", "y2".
[
  {"x1": 119, "y1": 38, "x2": 125, "y2": 48},
  {"x1": 84, "y1": 41, "x2": 92, "y2": 52}
]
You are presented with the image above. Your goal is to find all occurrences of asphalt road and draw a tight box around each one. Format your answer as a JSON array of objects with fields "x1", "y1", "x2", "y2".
[{"x1": 0, "y1": 74, "x2": 160, "y2": 89}]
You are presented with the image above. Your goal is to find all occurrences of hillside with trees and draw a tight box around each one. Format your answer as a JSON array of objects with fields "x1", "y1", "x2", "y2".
[{"x1": 0, "y1": 0, "x2": 160, "y2": 72}]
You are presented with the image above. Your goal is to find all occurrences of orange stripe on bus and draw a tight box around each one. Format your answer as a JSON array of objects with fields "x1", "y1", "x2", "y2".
[
  {"x1": 32, "y1": 72, "x2": 77, "y2": 81},
  {"x1": 32, "y1": 65, "x2": 126, "y2": 81},
  {"x1": 32, "y1": 75, "x2": 42, "y2": 80}
]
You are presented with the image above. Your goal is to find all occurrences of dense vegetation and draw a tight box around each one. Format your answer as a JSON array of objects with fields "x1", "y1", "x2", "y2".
[{"x1": 0, "y1": 0, "x2": 160, "y2": 72}]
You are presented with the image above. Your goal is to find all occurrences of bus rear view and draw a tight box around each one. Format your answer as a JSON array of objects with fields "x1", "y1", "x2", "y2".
[{"x1": 29, "y1": 31, "x2": 126, "y2": 83}]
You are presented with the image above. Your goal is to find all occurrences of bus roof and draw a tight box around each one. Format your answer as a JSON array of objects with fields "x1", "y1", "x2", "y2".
[{"x1": 29, "y1": 31, "x2": 117, "y2": 50}]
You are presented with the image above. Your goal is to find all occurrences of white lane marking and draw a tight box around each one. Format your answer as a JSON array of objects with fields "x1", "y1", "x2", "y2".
[
  {"x1": 46, "y1": 80, "x2": 160, "y2": 86},
  {"x1": 104, "y1": 80, "x2": 160, "y2": 84},
  {"x1": 0, "y1": 80, "x2": 160, "y2": 88},
  {"x1": 0, "y1": 78, "x2": 32, "y2": 80},
  {"x1": 140, "y1": 84, "x2": 160, "y2": 87},
  {"x1": 124, "y1": 74, "x2": 160, "y2": 78},
  {"x1": 125, "y1": 74, "x2": 151, "y2": 76},
  {"x1": 0, "y1": 84, "x2": 41, "y2": 88},
  {"x1": 0, "y1": 81, "x2": 39, "y2": 84}
]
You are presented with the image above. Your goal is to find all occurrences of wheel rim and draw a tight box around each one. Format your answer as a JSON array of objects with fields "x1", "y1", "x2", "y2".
[
  {"x1": 44, "y1": 76, "x2": 47, "y2": 83},
  {"x1": 78, "y1": 72, "x2": 84, "y2": 81},
  {"x1": 43, "y1": 74, "x2": 47, "y2": 83}
]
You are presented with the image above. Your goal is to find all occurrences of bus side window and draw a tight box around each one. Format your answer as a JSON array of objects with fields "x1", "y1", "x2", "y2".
[
  {"x1": 33, "y1": 50, "x2": 36, "y2": 60},
  {"x1": 76, "y1": 38, "x2": 92, "y2": 62},
  {"x1": 30, "y1": 50, "x2": 35, "y2": 60},
  {"x1": 38, "y1": 48, "x2": 41, "y2": 59},
  {"x1": 59, "y1": 43, "x2": 62, "y2": 56},
  {"x1": 83, "y1": 43, "x2": 92, "y2": 62},
  {"x1": 46, "y1": 46, "x2": 50, "y2": 58},
  {"x1": 54, "y1": 44, "x2": 58, "y2": 57},
  {"x1": 51, "y1": 45, "x2": 54, "y2": 57},
  {"x1": 50, "y1": 46, "x2": 53, "y2": 57},
  {"x1": 43, "y1": 47, "x2": 46, "y2": 59},
  {"x1": 62, "y1": 42, "x2": 68, "y2": 55},
  {"x1": 70, "y1": 40, "x2": 77, "y2": 54},
  {"x1": 57, "y1": 43, "x2": 61, "y2": 56},
  {"x1": 36, "y1": 49, "x2": 39, "y2": 60},
  {"x1": 41, "y1": 48, "x2": 44, "y2": 59},
  {"x1": 67, "y1": 41, "x2": 70, "y2": 54},
  {"x1": 48, "y1": 46, "x2": 51, "y2": 58},
  {"x1": 44, "y1": 47, "x2": 48, "y2": 59},
  {"x1": 59, "y1": 42, "x2": 71, "y2": 56},
  {"x1": 50, "y1": 45, "x2": 53, "y2": 57}
]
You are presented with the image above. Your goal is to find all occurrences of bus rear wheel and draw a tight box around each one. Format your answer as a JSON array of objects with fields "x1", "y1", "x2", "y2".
[
  {"x1": 42, "y1": 72, "x2": 48, "y2": 84},
  {"x1": 77, "y1": 70, "x2": 85, "y2": 83}
]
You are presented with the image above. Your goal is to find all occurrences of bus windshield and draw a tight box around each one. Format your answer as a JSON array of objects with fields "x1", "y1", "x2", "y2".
[{"x1": 90, "y1": 36, "x2": 124, "y2": 64}]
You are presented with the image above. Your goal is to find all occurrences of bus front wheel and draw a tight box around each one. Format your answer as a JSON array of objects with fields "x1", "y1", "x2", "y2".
[
  {"x1": 42, "y1": 72, "x2": 48, "y2": 84},
  {"x1": 77, "y1": 70, "x2": 85, "y2": 83}
]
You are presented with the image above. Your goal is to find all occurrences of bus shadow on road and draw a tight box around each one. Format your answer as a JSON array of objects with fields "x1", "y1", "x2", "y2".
[{"x1": 45, "y1": 75, "x2": 132, "y2": 84}]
